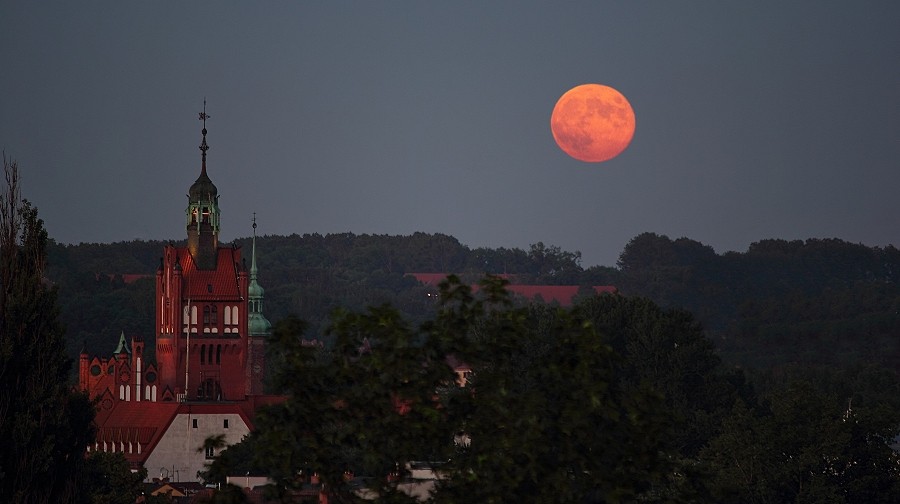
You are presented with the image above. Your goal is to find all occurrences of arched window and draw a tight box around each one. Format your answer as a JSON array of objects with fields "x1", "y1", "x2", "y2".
[
  {"x1": 200, "y1": 344, "x2": 206, "y2": 364},
  {"x1": 119, "y1": 385, "x2": 125, "y2": 400},
  {"x1": 224, "y1": 306, "x2": 231, "y2": 325},
  {"x1": 217, "y1": 344, "x2": 222, "y2": 364},
  {"x1": 211, "y1": 306, "x2": 218, "y2": 325},
  {"x1": 208, "y1": 345, "x2": 214, "y2": 365},
  {"x1": 232, "y1": 306, "x2": 239, "y2": 325},
  {"x1": 203, "y1": 306, "x2": 211, "y2": 325}
]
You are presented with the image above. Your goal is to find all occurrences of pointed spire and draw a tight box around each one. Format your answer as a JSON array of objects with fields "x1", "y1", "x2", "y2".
[
  {"x1": 114, "y1": 331, "x2": 131, "y2": 355},
  {"x1": 251, "y1": 212, "x2": 259, "y2": 278},
  {"x1": 187, "y1": 100, "x2": 220, "y2": 267},
  {"x1": 199, "y1": 99, "x2": 210, "y2": 175},
  {"x1": 248, "y1": 213, "x2": 271, "y2": 336}
]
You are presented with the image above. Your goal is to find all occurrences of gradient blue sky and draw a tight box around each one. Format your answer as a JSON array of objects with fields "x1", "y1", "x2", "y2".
[{"x1": 2, "y1": 1, "x2": 898, "y2": 267}]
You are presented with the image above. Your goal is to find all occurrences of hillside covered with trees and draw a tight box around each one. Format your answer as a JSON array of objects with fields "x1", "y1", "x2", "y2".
[
  {"x1": 48, "y1": 231, "x2": 900, "y2": 373},
  {"x1": 20, "y1": 225, "x2": 900, "y2": 502},
  {"x1": 205, "y1": 277, "x2": 900, "y2": 502}
]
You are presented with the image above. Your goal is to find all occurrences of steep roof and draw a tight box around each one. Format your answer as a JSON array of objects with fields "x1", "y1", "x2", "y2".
[
  {"x1": 94, "y1": 401, "x2": 180, "y2": 463},
  {"x1": 175, "y1": 246, "x2": 244, "y2": 300},
  {"x1": 93, "y1": 396, "x2": 285, "y2": 467}
]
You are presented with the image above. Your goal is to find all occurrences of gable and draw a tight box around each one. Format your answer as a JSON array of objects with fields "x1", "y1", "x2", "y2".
[{"x1": 174, "y1": 246, "x2": 244, "y2": 300}]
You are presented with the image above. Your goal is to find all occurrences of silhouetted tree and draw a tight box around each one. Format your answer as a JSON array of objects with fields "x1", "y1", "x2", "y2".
[
  {"x1": 77, "y1": 452, "x2": 146, "y2": 504},
  {"x1": 0, "y1": 155, "x2": 96, "y2": 503}
]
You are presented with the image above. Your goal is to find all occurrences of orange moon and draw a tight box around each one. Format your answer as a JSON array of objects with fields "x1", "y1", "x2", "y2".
[{"x1": 550, "y1": 83, "x2": 635, "y2": 163}]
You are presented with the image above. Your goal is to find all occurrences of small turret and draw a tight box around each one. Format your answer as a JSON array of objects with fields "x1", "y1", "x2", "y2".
[{"x1": 114, "y1": 331, "x2": 131, "y2": 357}]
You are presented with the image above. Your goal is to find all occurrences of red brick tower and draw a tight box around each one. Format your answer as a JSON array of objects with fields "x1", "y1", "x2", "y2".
[{"x1": 155, "y1": 104, "x2": 252, "y2": 401}]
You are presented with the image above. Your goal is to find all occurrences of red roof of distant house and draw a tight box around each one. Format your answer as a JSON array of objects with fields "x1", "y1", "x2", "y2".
[
  {"x1": 501, "y1": 285, "x2": 616, "y2": 306},
  {"x1": 407, "y1": 273, "x2": 616, "y2": 307}
]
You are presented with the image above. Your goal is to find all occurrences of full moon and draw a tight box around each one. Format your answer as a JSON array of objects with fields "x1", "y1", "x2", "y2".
[{"x1": 550, "y1": 83, "x2": 635, "y2": 163}]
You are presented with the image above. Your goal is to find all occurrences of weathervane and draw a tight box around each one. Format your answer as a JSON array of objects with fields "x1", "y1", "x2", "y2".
[
  {"x1": 199, "y1": 99, "x2": 210, "y2": 166},
  {"x1": 199, "y1": 99, "x2": 211, "y2": 129},
  {"x1": 252, "y1": 212, "x2": 257, "y2": 235}
]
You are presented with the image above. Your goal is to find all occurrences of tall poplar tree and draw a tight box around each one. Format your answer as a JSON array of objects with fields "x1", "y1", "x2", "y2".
[{"x1": 0, "y1": 155, "x2": 95, "y2": 503}]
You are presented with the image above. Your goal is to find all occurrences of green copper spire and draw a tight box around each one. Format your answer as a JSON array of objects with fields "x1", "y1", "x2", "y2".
[
  {"x1": 114, "y1": 331, "x2": 131, "y2": 355},
  {"x1": 248, "y1": 214, "x2": 272, "y2": 336}
]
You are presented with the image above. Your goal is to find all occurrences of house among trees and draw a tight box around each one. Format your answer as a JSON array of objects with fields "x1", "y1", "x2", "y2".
[
  {"x1": 78, "y1": 111, "x2": 281, "y2": 481},
  {"x1": 407, "y1": 272, "x2": 616, "y2": 306}
]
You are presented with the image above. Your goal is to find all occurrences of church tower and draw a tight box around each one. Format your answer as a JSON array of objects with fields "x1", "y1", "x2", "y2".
[
  {"x1": 77, "y1": 104, "x2": 277, "y2": 480},
  {"x1": 155, "y1": 104, "x2": 256, "y2": 401},
  {"x1": 246, "y1": 215, "x2": 271, "y2": 395},
  {"x1": 186, "y1": 102, "x2": 220, "y2": 270}
]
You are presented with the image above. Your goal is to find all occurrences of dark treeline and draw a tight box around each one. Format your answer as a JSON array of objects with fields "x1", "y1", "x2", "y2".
[
  {"x1": 206, "y1": 278, "x2": 900, "y2": 502},
  {"x1": 31, "y1": 227, "x2": 900, "y2": 502},
  {"x1": 46, "y1": 233, "x2": 595, "y2": 363},
  {"x1": 48, "y1": 231, "x2": 900, "y2": 374},
  {"x1": 615, "y1": 232, "x2": 900, "y2": 371}
]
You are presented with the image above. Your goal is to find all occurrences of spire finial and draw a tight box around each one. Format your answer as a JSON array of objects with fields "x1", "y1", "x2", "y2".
[
  {"x1": 250, "y1": 213, "x2": 259, "y2": 277},
  {"x1": 199, "y1": 99, "x2": 210, "y2": 173}
]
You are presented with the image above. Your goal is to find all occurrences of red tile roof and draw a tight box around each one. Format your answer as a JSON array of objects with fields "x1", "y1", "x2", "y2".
[
  {"x1": 93, "y1": 395, "x2": 286, "y2": 465},
  {"x1": 175, "y1": 247, "x2": 244, "y2": 300},
  {"x1": 95, "y1": 402, "x2": 180, "y2": 462},
  {"x1": 498, "y1": 285, "x2": 616, "y2": 306},
  {"x1": 407, "y1": 273, "x2": 616, "y2": 307}
]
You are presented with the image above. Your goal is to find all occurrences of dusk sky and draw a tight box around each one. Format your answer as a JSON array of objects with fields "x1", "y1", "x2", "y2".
[{"x1": 2, "y1": 1, "x2": 898, "y2": 267}]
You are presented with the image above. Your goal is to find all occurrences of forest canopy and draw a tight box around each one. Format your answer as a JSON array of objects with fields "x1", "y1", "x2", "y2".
[{"x1": 48, "y1": 231, "x2": 900, "y2": 372}]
